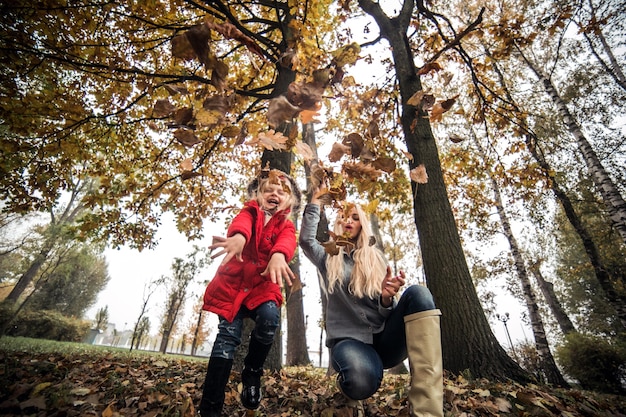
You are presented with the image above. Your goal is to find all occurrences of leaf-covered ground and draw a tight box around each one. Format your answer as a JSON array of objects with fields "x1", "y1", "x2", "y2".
[{"x1": 1, "y1": 339, "x2": 625, "y2": 417}]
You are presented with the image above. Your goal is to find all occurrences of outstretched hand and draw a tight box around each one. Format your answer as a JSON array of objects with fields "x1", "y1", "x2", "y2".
[
  {"x1": 381, "y1": 266, "x2": 405, "y2": 307},
  {"x1": 209, "y1": 234, "x2": 246, "y2": 265},
  {"x1": 261, "y1": 252, "x2": 295, "y2": 288}
]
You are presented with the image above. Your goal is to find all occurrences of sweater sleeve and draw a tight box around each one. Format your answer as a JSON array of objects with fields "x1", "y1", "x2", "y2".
[{"x1": 298, "y1": 203, "x2": 328, "y2": 270}]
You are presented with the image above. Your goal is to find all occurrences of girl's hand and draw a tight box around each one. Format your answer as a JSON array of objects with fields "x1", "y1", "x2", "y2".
[
  {"x1": 261, "y1": 252, "x2": 295, "y2": 288},
  {"x1": 209, "y1": 234, "x2": 246, "y2": 265},
  {"x1": 381, "y1": 266, "x2": 405, "y2": 307}
]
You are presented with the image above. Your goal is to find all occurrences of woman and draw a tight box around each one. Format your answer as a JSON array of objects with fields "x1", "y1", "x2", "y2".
[{"x1": 299, "y1": 190, "x2": 443, "y2": 417}]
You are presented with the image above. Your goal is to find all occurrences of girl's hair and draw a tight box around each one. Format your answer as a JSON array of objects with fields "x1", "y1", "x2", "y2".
[
  {"x1": 247, "y1": 169, "x2": 302, "y2": 213},
  {"x1": 325, "y1": 203, "x2": 388, "y2": 298}
]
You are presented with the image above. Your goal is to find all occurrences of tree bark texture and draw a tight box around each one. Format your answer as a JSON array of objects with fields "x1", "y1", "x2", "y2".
[{"x1": 359, "y1": 0, "x2": 530, "y2": 382}]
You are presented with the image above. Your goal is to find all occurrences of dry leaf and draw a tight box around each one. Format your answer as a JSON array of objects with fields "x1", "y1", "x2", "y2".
[
  {"x1": 294, "y1": 141, "x2": 315, "y2": 162},
  {"x1": 343, "y1": 161, "x2": 383, "y2": 181},
  {"x1": 328, "y1": 142, "x2": 351, "y2": 162},
  {"x1": 300, "y1": 108, "x2": 321, "y2": 124},
  {"x1": 407, "y1": 90, "x2": 425, "y2": 106},
  {"x1": 153, "y1": 99, "x2": 176, "y2": 118},
  {"x1": 267, "y1": 95, "x2": 301, "y2": 128},
  {"x1": 173, "y1": 129, "x2": 201, "y2": 147},
  {"x1": 410, "y1": 164, "x2": 428, "y2": 184},
  {"x1": 371, "y1": 157, "x2": 396, "y2": 173},
  {"x1": 418, "y1": 61, "x2": 443, "y2": 75},
  {"x1": 180, "y1": 158, "x2": 193, "y2": 171},
  {"x1": 248, "y1": 130, "x2": 288, "y2": 150}
]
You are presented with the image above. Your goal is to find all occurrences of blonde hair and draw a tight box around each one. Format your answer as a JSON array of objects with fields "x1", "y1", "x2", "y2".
[
  {"x1": 325, "y1": 203, "x2": 388, "y2": 298},
  {"x1": 247, "y1": 169, "x2": 301, "y2": 213}
]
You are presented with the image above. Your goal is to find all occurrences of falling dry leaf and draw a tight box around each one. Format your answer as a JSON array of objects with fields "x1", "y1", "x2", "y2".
[
  {"x1": 407, "y1": 90, "x2": 425, "y2": 107},
  {"x1": 267, "y1": 95, "x2": 301, "y2": 128},
  {"x1": 294, "y1": 141, "x2": 315, "y2": 162},
  {"x1": 247, "y1": 130, "x2": 288, "y2": 151},
  {"x1": 300, "y1": 108, "x2": 321, "y2": 124},
  {"x1": 410, "y1": 164, "x2": 428, "y2": 184},
  {"x1": 328, "y1": 142, "x2": 351, "y2": 162},
  {"x1": 418, "y1": 61, "x2": 443, "y2": 75},
  {"x1": 173, "y1": 129, "x2": 201, "y2": 147},
  {"x1": 153, "y1": 99, "x2": 176, "y2": 118}
]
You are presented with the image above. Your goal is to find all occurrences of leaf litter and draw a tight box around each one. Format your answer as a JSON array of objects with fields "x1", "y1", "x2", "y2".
[{"x1": 0, "y1": 348, "x2": 625, "y2": 416}]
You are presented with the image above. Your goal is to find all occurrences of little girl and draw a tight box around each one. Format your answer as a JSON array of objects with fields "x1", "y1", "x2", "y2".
[{"x1": 199, "y1": 168, "x2": 301, "y2": 417}]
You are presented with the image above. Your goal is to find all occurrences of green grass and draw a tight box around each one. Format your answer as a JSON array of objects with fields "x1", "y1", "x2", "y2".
[{"x1": 0, "y1": 335, "x2": 206, "y2": 362}]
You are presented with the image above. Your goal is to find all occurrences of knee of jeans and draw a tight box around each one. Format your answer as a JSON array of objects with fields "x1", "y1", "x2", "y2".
[
  {"x1": 211, "y1": 333, "x2": 240, "y2": 360},
  {"x1": 404, "y1": 285, "x2": 436, "y2": 311},
  {"x1": 340, "y1": 365, "x2": 381, "y2": 400},
  {"x1": 254, "y1": 302, "x2": 280, "y2": 344}
]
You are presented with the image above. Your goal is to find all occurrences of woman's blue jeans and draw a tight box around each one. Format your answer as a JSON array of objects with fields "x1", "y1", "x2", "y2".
[
  {"x1": 210, "y1": 301, "x2": 280, "y2": 360},
  {"x1": 331, "y1": 285, "x2": 436, "y2": 400}
]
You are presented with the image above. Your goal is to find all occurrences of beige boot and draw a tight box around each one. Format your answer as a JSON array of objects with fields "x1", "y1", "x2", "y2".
[{"x1": 404, "y1": 309, "x2": 443, "y2": 417}]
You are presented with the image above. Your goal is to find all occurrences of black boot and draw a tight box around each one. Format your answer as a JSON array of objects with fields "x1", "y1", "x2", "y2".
[
  {"x1": 199, "y1": 357, "x2": 233, "y2": 417},
  {"x1": 241, "y1": 336, "x2": 272, "y2": 410}
]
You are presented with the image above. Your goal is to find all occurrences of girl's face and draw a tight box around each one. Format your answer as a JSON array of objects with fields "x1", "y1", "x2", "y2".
[
  {"x1": 340, "y1": 207, "x2": 362, "y2": 240},
  {"x1": 259, "y1": 182, "x2": 290, "y2": 214}
]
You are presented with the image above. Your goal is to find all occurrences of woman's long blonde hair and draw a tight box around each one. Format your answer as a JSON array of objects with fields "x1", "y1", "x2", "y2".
[{"x1": 325, "y1": 203, "x2": 388, "y2": 298}]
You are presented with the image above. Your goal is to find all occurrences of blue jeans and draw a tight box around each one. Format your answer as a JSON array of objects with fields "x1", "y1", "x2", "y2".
[
  {"x1": 210, "y1": 301, "x2": 280, "y2": 360},
  {"x1": 331, "y1": 285, "x2": 436, "y2": 400}
]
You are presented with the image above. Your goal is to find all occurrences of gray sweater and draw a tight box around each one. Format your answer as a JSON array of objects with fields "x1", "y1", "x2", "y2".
[{"x1": 299, "y1": 203, "x2": 394, "y2": 347}]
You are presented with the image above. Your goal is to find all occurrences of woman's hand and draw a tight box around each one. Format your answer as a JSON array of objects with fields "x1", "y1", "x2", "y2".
[
  {"x1": 381, "y1": 266, "x2": 405, "y2": 307},
  {"x1": 209, "y1": 234, "x2": 246, "y2": 265},
  {"x1": 262, "y1": 252, "x2": 295, "y2": 288}
]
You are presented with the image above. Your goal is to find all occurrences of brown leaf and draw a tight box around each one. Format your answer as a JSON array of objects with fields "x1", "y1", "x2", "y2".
[
  {"x1": 410, "y1": 164, "x2": 428, "y2": 184},
  {"x1": 372, "y1": 157, "x2": 396, "y2": 173},
  {"x1": 449, "y1": 134, "x2": 464, "y2": 143},
  {"x1": 328, "y1": 142, "x2": 351, "y2": 162},
  {"x1": 366, "y1": 121, "x2": 380, "y2": 138},
  {"x1": 321, "y1": 240, "x2": 340, "y2": 256},
  {"x1": 247, "y1": 130, "x2": 288, "y2": 151},
  {"x1": 173, "y1": 107, "x2": 193, "y2": 126},
  {"x1": 407, "y1": 90, "x2": 425, "y2": 106},
  {"x1": 221, "y1": 125, "x2": 240, "y2": 138},
  {"x1": 300, "y1": 107, "x2": 321, "y2": 124},
  {"x1": 421, "y1": 94, "x2": 436, "y2": 111},
  {"x1": 294, "y1": 141, "x2": 315, "y2": 162},
  {"x1": 267, "y1": 95, "x2": 301, "y2": 128},
  {"x1": 342, "y1": 132, "x2": 364, "y2": 158},
  {"x1": 418, "y1": 61, "x2": 443, "y2": 75},
  {"x1": 205, "y1": 21, "x2": 266, "y2": 60},
  {"x1": 343, "y1": 161, "x2": 383, "y2": 181},
  {"x1": 153, "y1": 99, "x2": 176, "y2": 118},
  {"x1": 287, "y1": 81, "x2": 324, "y2": 110},
  {"x1": 174, "y1": 129, "x2": 201, "y2": 147},
  {"x1": 180, "y1": 158, "x2": 193, "y2": 171},
  {"x1": 183, "y1": 24, "x2": 212, "y2": 67}
]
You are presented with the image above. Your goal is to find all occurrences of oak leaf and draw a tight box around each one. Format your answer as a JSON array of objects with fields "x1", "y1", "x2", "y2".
[
  {"x1": 173, "y1": 107, "x2": 193, "y2": 126},
  {"x1": 300, "y1": 108, "x2": 321, "y2": 124},
  {"x1": 330, "y1": 42, "x2": 361, "y2": 67},
  {"x1": 204, "y1": 21, "x2": 265, "y2": 59},
  {"x1": 248, "y1": 130, "x2": 288, "y2": 151},
  {"x1": 407, "y1": 90, "x2": 425, "y2": 106}
]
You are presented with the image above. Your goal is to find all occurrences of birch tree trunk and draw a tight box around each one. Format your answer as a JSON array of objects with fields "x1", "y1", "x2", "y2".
[
  {"x1": 470, "y1": 130, "x2": 568, "y2": 386},
  {"x1": 530, "y1": 262, "x2": 577, "y2": 335},
  {"x1": 519, "y1": 50, "x2": 626, "y2": 247}
]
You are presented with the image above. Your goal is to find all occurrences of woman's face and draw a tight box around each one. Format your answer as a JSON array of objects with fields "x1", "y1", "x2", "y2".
[
  {"x1": 340, "y1": 207, "x2": 362, "y2": 240},
  {"x1": 259, "y1": 182, "x2": 290, "y2": 214}
]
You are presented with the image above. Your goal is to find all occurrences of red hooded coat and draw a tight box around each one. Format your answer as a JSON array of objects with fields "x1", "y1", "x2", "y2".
[{"x1": 202, "y1": 200, "x2": 296, "y2": 322}]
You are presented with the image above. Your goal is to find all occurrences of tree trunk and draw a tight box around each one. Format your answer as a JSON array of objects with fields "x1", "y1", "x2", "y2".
[
  {"x1": 488, "y1": 53, "x2": 626, "y2": 333},
  {"x1": 530, "y1": 262, "x2": 577, "y2": 335},
  {"x1": 520, "y1": 51, "x2": 626, "y2": 247},
  {"x1": 358, "y1": 0, "x2": 530, "y2": 382},
  {"x1": 470, "y1": 129, "x2": 568, "y2": 387}
]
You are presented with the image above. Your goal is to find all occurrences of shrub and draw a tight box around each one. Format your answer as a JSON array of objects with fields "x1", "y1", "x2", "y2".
[
  {"x1": 556, "y1": 332, "x2": 626, "y2": 394},
  {"x1": 4, "y1": 307, "x2": 90, "y2": 342}
]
